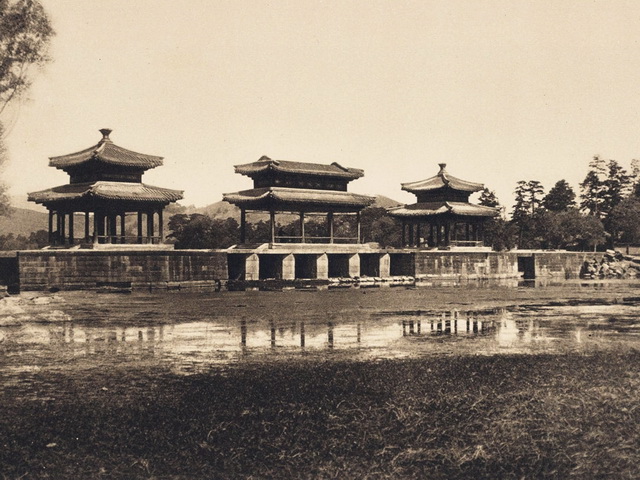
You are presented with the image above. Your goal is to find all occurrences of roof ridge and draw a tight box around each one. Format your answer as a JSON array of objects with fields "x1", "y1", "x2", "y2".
[{"x1": 331, "y1": 161, "x2": 349, "y2": 172}]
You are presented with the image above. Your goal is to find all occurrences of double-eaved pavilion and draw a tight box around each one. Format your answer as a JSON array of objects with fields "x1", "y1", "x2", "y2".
[
  {"x1": 28, "y1": 129, "x2": 183, "y2": 247},
  {"x1": 223, "y1": 156, "x2": 375, "y2": 244},
  {"x1": 388, "y1": 163, "x2": 498, "y2": 248}
]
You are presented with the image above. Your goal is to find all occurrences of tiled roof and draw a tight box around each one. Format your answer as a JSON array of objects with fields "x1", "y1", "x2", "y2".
[
  {"x1": 402, "y1": 163, "x2": 484, "y2": 193},
  {"x1": 28, "y1": 181, "x2": 183, "y2": 204},
  {"x1": 234, "y1": 156, "x2": 364, "y2": 179},
  {"x1": 223, "y1": 187, "x2": 375, "y2": 208},
  {"x1": 388, "y1": 201, "x2": 499, "y2": 217},
  {"x1": 49, "y1": 130, "x2": 163, "y2": 170}
]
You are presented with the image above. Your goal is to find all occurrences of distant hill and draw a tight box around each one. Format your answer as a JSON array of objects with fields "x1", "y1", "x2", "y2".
[
  {"x1": 195, "y1": 200, "x2": 241, "y2": 220},
  {"x1": 192, "y1": 194, "x2": 401, "y2": 221},
  {"x1": 370, "y1": 194, "x2": 402, "y2": 209},
  {"x1": 0, "y1": 194, "x2": 402, "y2": 238},
  {"x1": 10, "y1": 195, "x2": 44, "y2": 212},
  {"x1": 0, "y1": 207, "x2": 49, "y2": 237}
]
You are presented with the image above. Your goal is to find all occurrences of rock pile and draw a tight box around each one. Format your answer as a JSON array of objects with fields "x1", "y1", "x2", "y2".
[{"x1": 580, "y1": 251, "x2": 640, "y2": 278}]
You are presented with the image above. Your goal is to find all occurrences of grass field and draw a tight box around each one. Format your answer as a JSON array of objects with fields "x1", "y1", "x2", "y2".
[{"x1": 1, "y1": 351, "x2": 639, "y2": 479}]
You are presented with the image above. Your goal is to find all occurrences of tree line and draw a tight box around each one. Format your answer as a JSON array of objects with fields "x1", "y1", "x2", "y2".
[{"x1": 482, "y1": 155, "x2": 640, "y2": 251}]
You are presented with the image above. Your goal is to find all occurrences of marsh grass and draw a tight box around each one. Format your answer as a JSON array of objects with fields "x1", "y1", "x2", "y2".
[{"x1": 1, "y1": 352, "x2": 639, "y2": 479}]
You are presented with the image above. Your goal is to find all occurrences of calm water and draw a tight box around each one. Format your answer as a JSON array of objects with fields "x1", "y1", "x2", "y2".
[{"x1": 1, "y1": 280, "x2": 640, "y2": 386}]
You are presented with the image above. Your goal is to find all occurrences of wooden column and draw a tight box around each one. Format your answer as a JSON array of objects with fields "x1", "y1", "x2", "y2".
[
  {"x1": 429, "y1": 223, "x2": 434, "y2": 247},
  {"x1": 158, "y1": 209, "x2": 163, "y2": 243},
  {"x1": 68, "y1": 212, "x2": 74, "y2": 245},
  {"x1": 120, "y1": 213, "x2": 126, "y2": 243},
  {"x1": 93, "y1": 212, "x2": 100, "y2": 243},
  {"x1": 416, "y1": 223, "x2": 421, "y2": 247},
  {"x1": 465, "y1": 223, "x2": 470, "y2": 241},
  {"x1": 109, "y1": 215, "x2": 117, "y2": 243},
  {"x1": 85, "y1": 212, "x2": 90, "y2": 242},
  {"x1": 401, "y1": 220, "x2": 406, "y2": 246},
  {"x1": 48, "y1": 211, "x2": 54, "y2": 245},
  {"x1": 328, "y1": 212, "x2": 334, "y2": 244},
  {"x1": 269, "y1": 210, "x2": 275, "y2": 243},
  {"x1": 299, "y1": 212, "x2": 305, "y2": 243},
  {"x1": 408, "y1": 222, "x2": 414, "y2": 247},
  {"x1": 445, "y1": 222, "x2": 451, "y2": 247},
  {"x1": 240, "y1": 208, "x2": 246, "y2": 244},
  {"x1": 356, "y1": 211, "x2": 361, "y2": 244},
  {"x1": 147, "y1": 210, "x2": 154, "y2": 243},
  {"x1": 436, "y1": 223, "x2": 441, "y2": 247},
  {"x1": 137, "y1": 212, "x2": 144, "y2": 244},
  {"x1": 60, "y1": 213, "x2": 66, "y2": 245}
]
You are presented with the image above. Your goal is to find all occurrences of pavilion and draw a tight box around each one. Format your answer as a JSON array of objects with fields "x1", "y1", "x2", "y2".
[
  {"x1": 223, "y1": 156, "x2": 375, "y2": 244},
  {"x1": 388, "y1": 163, "x2": 499, "y2": 248},
  {"x1": 28, "y1": 129, "x2": 183, "y2": 247}
]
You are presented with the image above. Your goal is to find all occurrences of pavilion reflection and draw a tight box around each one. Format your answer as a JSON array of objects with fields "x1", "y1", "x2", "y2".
[
  {"x1": 21, "y1": 310, "x2": 511, "y2": 356},
  {"x1": 40, "y1": 323, "x2": 168, "y2": 356},
  {"x1": 8, "y1": 303, "x2": 613, "y2": 370},
  {"x1": 401, "y1": 310, "x2": 497, "y2": 337}
]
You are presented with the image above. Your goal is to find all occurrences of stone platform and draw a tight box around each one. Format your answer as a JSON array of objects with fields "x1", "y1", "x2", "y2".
[{"x1": 9, "y1": 245, "x2": 596, "y2": 291}]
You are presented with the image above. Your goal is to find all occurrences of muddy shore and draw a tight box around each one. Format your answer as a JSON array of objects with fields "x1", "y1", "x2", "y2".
[{"x1": 1, "y1": 281, "x2": 639, "y2": 478}]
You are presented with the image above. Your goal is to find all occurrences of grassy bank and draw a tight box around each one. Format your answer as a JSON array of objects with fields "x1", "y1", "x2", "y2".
[{"x1": 1, "y1": 352, "x2": 639, "y2": 479}]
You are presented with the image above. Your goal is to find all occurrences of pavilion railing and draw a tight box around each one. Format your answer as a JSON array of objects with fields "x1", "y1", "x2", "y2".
[
  {"x1": 51, "y1": 235, "x2": 164, "y2": 246},
  {"x1": 449, "y1": 240, "x2": 484, "y2": 247},
  {"x1": 94, "y1": 235, "x2": 163, "y2": 245},
  {"x1": 274, "y1": 235, "x2": 360, "y2": 244},
  {"x1": 52, "y1": 235, "x2": 163, "y2": 245}
]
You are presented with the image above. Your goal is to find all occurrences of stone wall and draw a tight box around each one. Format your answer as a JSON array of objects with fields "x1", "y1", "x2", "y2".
[
  {"x1": 532, "y1": 251, "x2": 601, "y2": 279},
  {"x1": 413, "y1": 251, "x2": 519, "y2": 279},
  {"x1": 15, "y1": 248, "x2": 599, "y2": 291},
  {"x1": 17, "y1": 250, "x2": 228, "y2": 291}
]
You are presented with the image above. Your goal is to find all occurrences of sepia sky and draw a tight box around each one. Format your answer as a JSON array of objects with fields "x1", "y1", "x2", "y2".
[{"x1": 4, "y1": 0, "x2": 640, "y2": 210}]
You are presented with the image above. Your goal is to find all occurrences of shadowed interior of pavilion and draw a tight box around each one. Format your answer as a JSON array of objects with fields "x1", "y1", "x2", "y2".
[
  {"x1": 28, "y1": 129, "x2": 183, "y2": 247},
  {"x1": 223, "y1": 156, "x2": 376, "y2": 246},
  {"x1": 388, "y1": 163, "x2": 499, "y2": 249}
]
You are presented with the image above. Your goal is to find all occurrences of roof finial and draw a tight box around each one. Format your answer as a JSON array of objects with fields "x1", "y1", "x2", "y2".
[
  {"x1": 438, "y1": 163, "x2": 447, "y2": 173},
  {"x1": 99, "y1": 128, "x2": 112, "y2": 142}
]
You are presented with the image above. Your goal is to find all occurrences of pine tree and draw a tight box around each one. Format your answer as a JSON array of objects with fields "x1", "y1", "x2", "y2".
[
  {"x1": 527, "y1": 180, "x2": 545, "y2": 216},
  {"x1": 601, "y1": 159, "x2": 631, "y2": 215},
  {"x1": 511, "y1": 181, "x2": 530, "y2": 224},
  {"x1": 478, "y1": 188, "x2": 500, "y2": 208},
  {"x1": 580, "y1": 155, "x2": 607, "y2": 217},
  {"x1": 630, "y1": 159, "x2": 640, "y2": 198},
  {"x1": 510, "y1": 180, "x2": 546, "y2": 248},
  {"x1": 543, "y1": 179, "x2": 576, "y2": 212}
]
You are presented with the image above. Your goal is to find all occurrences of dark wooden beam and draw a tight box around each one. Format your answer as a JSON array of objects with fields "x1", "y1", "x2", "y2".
[
  {"x1": 328, "y1": 212, "x2": 334, "y2": 244},
  {"x1": 138, "y1": 212, "x2": 144, "y2": 244},
  {"x1": 269, "y1": 210, "x2": 275, "y2": 243},
  {"x1": 240, "y1": 208, "x2": 246, "y2": 244}
]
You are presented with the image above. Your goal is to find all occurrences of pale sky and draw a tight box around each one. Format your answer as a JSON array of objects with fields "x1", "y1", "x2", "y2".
[{"x1": 4, "y1": 0, "x2": 640, "y2": 211}]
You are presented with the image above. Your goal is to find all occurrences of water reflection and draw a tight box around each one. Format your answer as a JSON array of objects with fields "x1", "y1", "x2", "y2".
[
  {"x1": 404, "y1": 312, "x2": 495, "y2": 337},
  {"x1": 2, "y1": 301, "x2": 639, "y2": 380}
]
